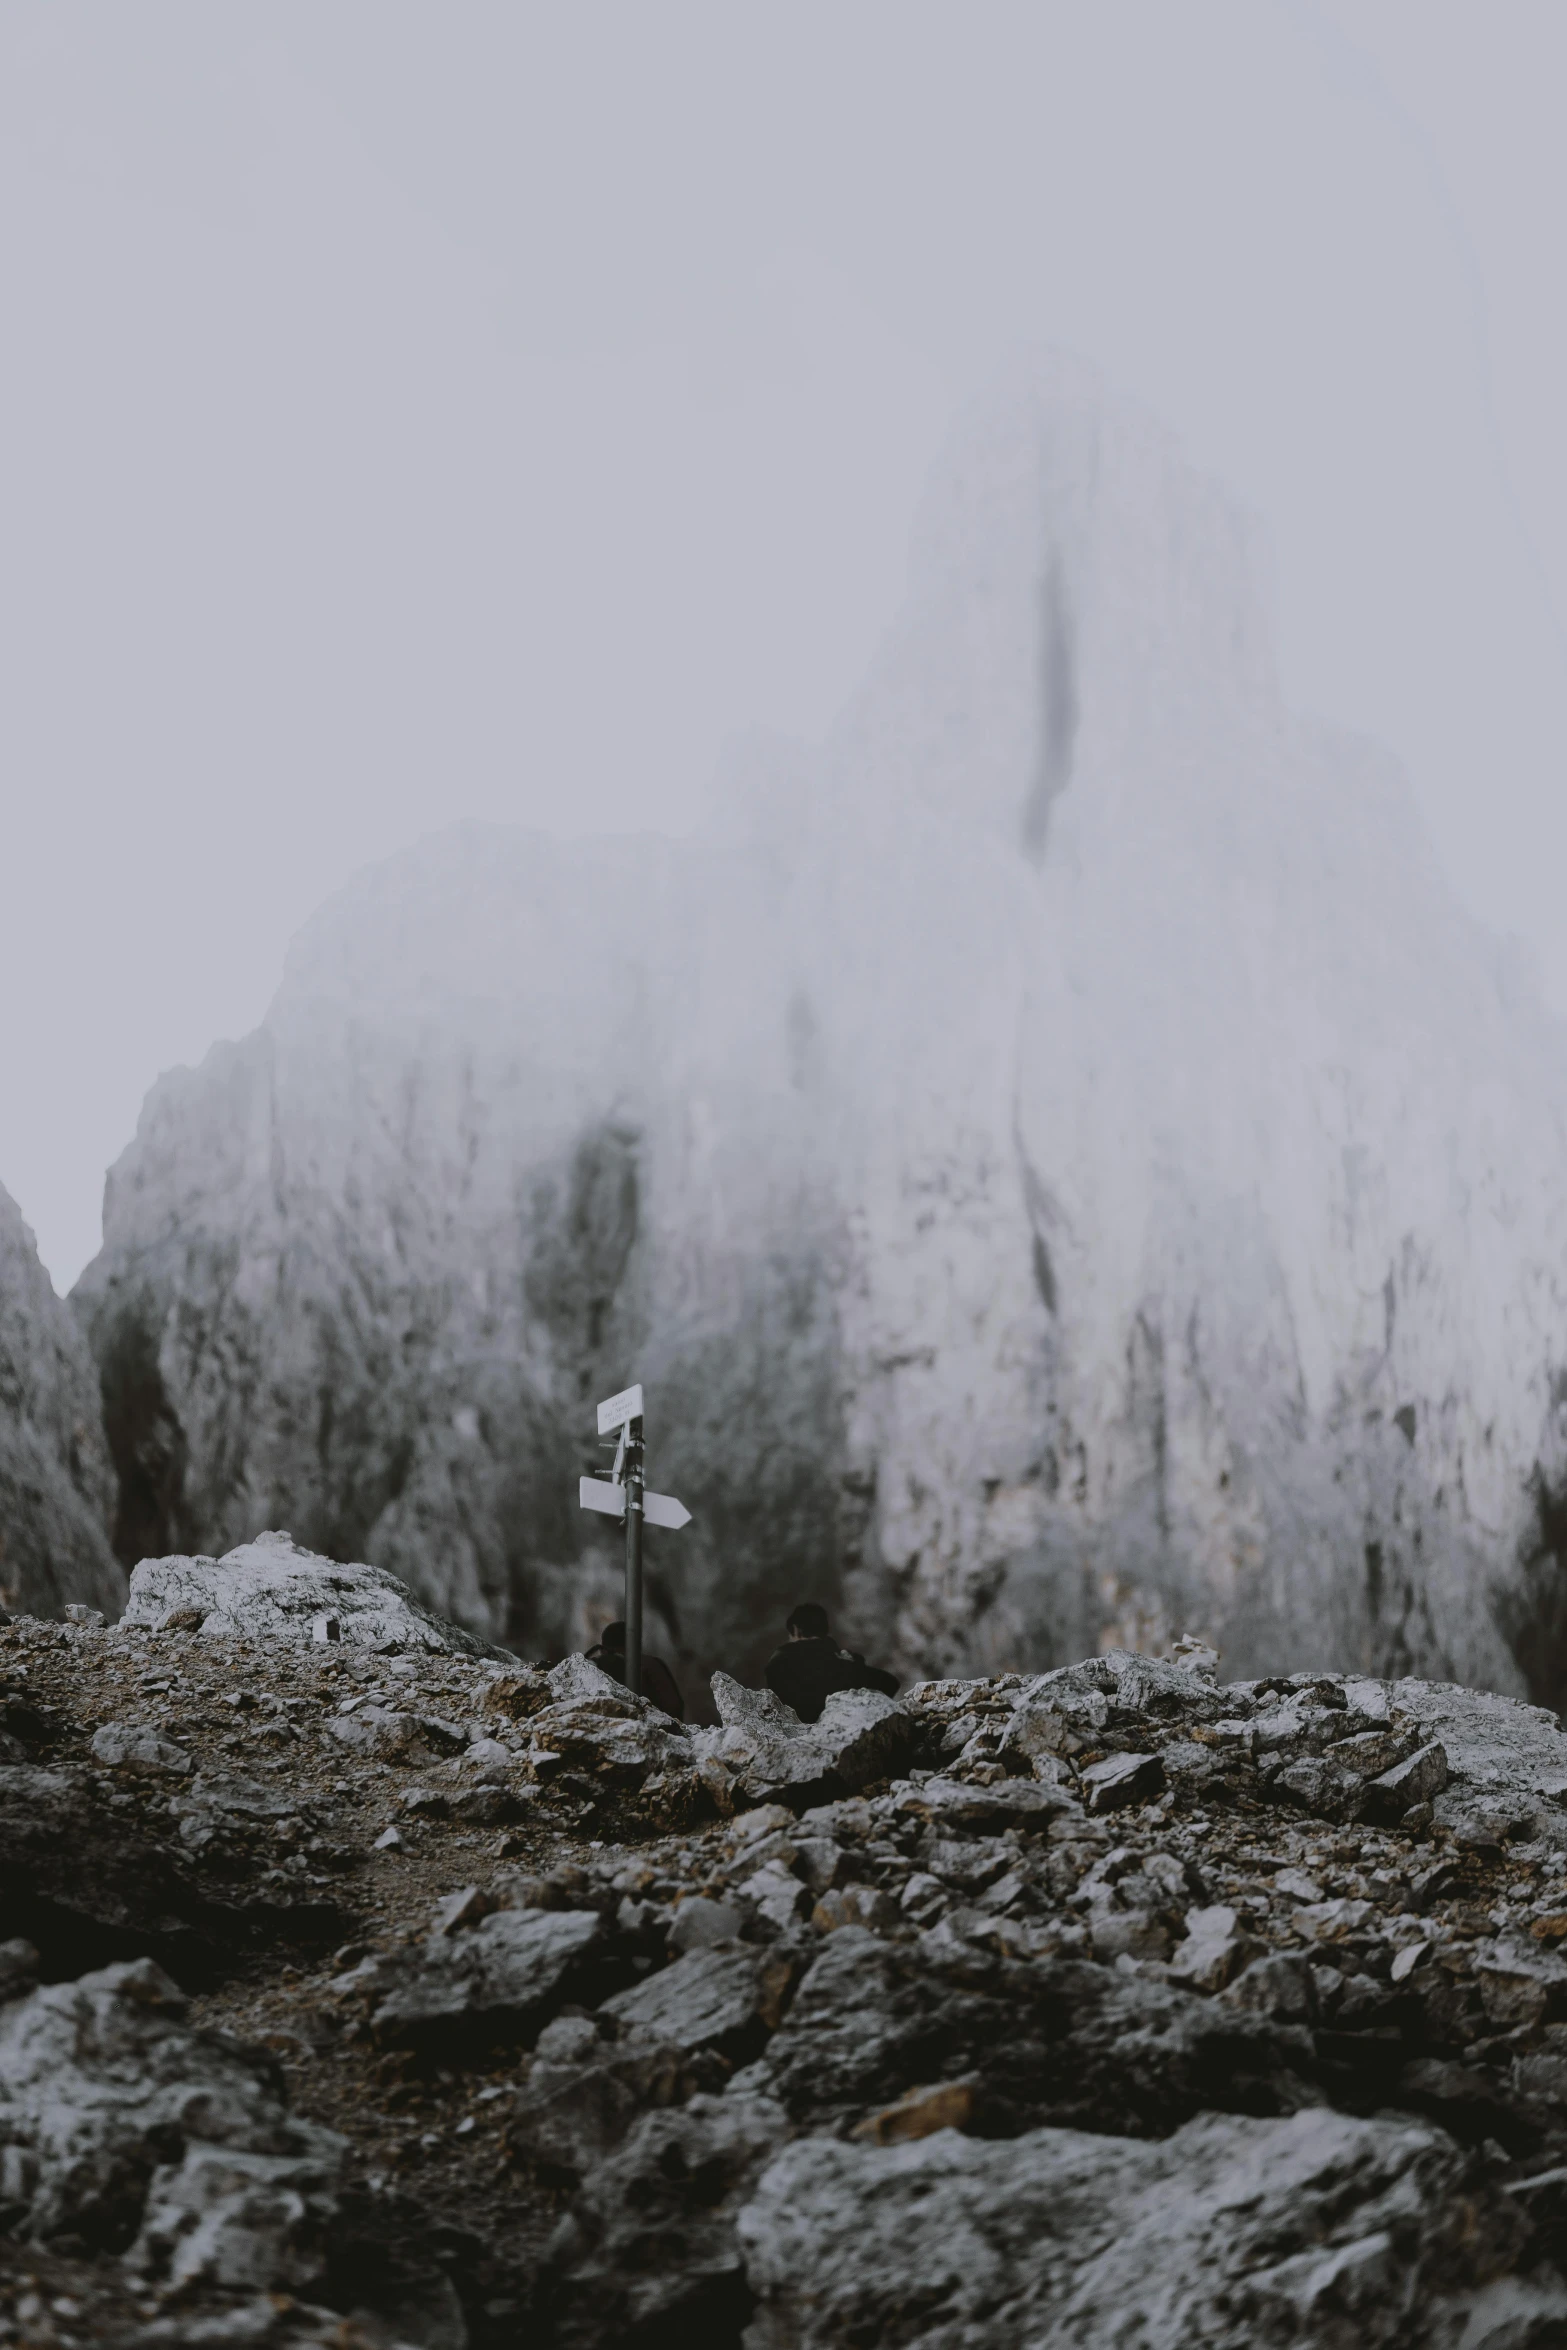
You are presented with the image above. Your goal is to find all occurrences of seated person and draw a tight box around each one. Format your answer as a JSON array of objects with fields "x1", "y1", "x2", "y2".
[
  {"x1": 764, "y1": 1602, "x2": 899, "y2": 1724},
  {"x1": 587, "y1": 1620, "x2": 686, "y2": 1721}
]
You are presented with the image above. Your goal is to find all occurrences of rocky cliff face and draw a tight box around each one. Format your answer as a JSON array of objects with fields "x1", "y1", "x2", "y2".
[
  {"x1": 74, "y1": 357, "x2": 1567, "y2": 1698},
  {"x1": 0, "y1": 1180, "x2": 121, "y2": 1621}
]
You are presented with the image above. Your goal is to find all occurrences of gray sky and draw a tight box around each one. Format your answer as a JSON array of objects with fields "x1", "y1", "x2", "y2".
[{"x1": 1, "y1": 0, "x2": 1563, "y2": 1291}]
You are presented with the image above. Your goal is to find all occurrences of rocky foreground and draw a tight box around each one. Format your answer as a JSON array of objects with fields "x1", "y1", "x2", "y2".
[{"x1": 8, "y1": 1545, "x2": 1567, "y2": 2343}]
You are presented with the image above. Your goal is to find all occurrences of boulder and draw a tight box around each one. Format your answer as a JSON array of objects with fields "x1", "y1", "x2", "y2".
[
  {"x1": 119, "y1": 1531, "x2": 509, "y2": 1658},
  {"x1": 1167, "y1": 1905, "x2": 1260, "y2": 1993},
  {"x1": 1366, "y1": 1740, "x2": 1450, "y2": 1822},
  {"x1": 1078, "y1": 1751, "x2": 1164, "y2": 1814},
  {"x1": 746, "y1": 1928, "x2": 1309, "y2": 2140},
  {"x1": 505, "y1": 2036, "x2": 725, "y2": 2187},
  {"x1": 341, "y1": 1906, "x2": 604, "y2": 2045},
  {"x1": 0, "y1": 1762, "x2": 337, "y2": 1985},
  {"x1": 600, "y1": 1946, "x2": 795, "y2": 2061},
  {"x1": 693, "y1": 1676, "x2": 914, "y2": 1805},
  {"x1": 537, "y1": 2092, "x2": 788, "y2": 2350},
  {"x1": 893, "y1": 1775, "x2": 1077, "y2": 1830},
  {"x1": 736, "y1": 2106, "x2": 1542, "y2": 2348},
  {"x1": 1393, "y1": 1679, "x2": 1567, "y2": 1848},
  {"x1": 0, "y1": 1956, "x2": 342, "y2": 2285},
  {"x1": 90, "y1": 1722, "x2": 193, "y2": 1777}
]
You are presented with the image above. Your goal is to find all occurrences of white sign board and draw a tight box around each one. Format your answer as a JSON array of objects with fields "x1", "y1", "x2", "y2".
[
  {"x1": 596, "y1": 1383, "x2": 645, "y2": 1436},
  {"x1": 579, "y1": 1477, "x2": 691, "y2": 1531},
  {"x1": 580, "y1": 1476, "x2": 626, "y2": 1518}
]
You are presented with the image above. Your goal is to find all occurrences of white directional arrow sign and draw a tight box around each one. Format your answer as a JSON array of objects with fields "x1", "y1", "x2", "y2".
[
  {"x1": 583, "y1": 1381, "x2": 688, "y2": 1701},
  {"x1": 579, "y1": 1477, "x2": 692, "y2": 1531}
]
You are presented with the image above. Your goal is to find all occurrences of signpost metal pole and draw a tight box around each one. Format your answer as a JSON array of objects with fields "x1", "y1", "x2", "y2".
[
  {"x1": 581, "y1": 1385, "x2": 690, "y2": 1701},
  {"x1": 623, "y1": 1413, "x2": 644, "y2": 1698}
]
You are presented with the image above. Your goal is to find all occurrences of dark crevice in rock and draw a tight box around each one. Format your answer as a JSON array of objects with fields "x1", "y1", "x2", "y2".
[
  {"x1": 1497, "y1": 1466, "x2": 1567, "y2": 1715},
  {"x1": 1022, "y1": 548, "x2": 1079, "y2": 863},
  {"x1": 94, "y1": 1298, "x2": 191, "y2": 1570}
]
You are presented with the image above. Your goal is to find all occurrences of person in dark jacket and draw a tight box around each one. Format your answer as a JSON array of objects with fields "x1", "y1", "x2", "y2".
[
  {"x1": 764, "y1": 1602, "x2": 898, "y2": 1725},
  {"x1": 588, "y1": 1621, "x2": 686, "y2": 1721}
]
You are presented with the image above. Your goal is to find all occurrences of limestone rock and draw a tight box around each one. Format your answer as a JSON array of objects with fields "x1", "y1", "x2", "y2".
[
  {"x1": 1367, "y1": 1739, "x2": 1450, "y2": 1821},
  {"x1": 894, "y1": 1775, "x2": 1078, "y2": 1831},
  {"x1": 1168, "y1": 1905, "x2": 1260, "y2": 1993},
  {"x1": 505, "y1": 2035, "x2": 725, "y2": 2188},
  {"x1": 90, "y1": 1722, "x2": 193, "y2": 1777},
  {"x1": 0, "y1": 1956, "x2": 342, "y2": 2283},
  {"x1": 668, "y1": 1896, "x2": 744, "y2": 1952},
  {"x1": 0, "y1": 1761, "x2": 335, "y2": 1985},
  {"x1": 694, "y1": 1676, "x2": 914, "y2": 1804},
  {"x1": 324, "y1": 1705, "x2": 422, "y2": 1761},
  {"x1": 119, "y1": 1531, "x2": 509, "y2": 1657},
  {"x1": 343, "y1": 1906, "x2": 604, "y2": 2045},
  {"x1": 600, "y1": 1946, "x2": 795, "y2": 2061},
  {"x1": 746, "y1": 1927, "x2": 1309, "y2": 2140},
  {"x1": 537, "y1": 2092, "x2": 788, "y2": 2350},
  {"x1": 1079, "y1": 1750, "x2": 1164, "y2": 1814},
  {"x1": 736, "y1": 2106, "x2": 1541, "y2": 2349}
]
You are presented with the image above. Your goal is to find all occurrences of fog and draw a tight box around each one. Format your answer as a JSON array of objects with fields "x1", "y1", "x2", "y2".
[{"x1": 1, "y1": 0, "x2": 1563, "y2": 1292}]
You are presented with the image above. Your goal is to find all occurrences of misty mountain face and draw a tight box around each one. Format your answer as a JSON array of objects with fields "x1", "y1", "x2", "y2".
[
  {"x1": 74, "y1": 359, "x2": 1567, "y2": 1701},
  {"x1": 0, "y1": 1181, "x2": 123, "y2": 1619}
]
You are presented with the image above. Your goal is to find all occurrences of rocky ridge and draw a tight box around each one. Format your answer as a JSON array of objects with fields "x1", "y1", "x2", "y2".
[{"x1": 7, "y1": 1555, "x2": 1567, "y2": 2340}]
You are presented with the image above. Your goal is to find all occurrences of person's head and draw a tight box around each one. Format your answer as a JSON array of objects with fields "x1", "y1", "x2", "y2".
[
  {"x1": 597, "y1": 1620, "x2": 627, "y2": 1652},
  {"x1": 786, "y1": 1602, "x2": 829, "y2": 1642}
]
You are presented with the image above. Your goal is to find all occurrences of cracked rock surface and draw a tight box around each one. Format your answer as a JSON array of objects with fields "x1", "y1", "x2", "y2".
[{"x1": 9, "y1": 1590, "x2": 1567, "y2": 2344}]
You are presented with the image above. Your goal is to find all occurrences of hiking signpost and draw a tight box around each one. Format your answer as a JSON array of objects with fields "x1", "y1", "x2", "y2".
[{"x1": 578, "y1": 1383, "x2": 691, "y2": 1696}]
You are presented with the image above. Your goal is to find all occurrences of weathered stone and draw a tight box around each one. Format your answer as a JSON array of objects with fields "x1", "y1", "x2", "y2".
[
  {"x1": 506, "y1": 2037, "x2": 725, "y2": 2187},
  {"x1": 896, "y1": 1775, "x2": 1076, "y2": 1830},
  {"x1": 546, "y1": 1654, "x2": 632, "y2": 1707},
  {"x1": 119, "y1": 1530, "x2": 509, "y2": 1656},
  {"x1": 325, "y1": 1705, "x2": 420, "y2": 1761},
  {"x1": 481, "y1": 1669, "x2": 553, "y2": 1721},
  {"x1": 538, "y1": 2093, "x2": 788, "y2": 2349},
  {"x1": 90, "y1": 1723, "x2": 194, "y2": 1777},
  {"x1": 1168, "y1": 1905, "x2": 1261, "y2": 1993},
  {"x1": 736, "y1": 2107, "x2": 1538, "y2": 2349},
  {"x1": 1473, "y1": 1939, "x2": 1567, "y2": 2031},
  {"x1": 812, "y1": 1886, "x2": 898, "y2": 1935},
  {"x1": 1087, "y1": 1903, "x2": 1171, "y2": 1962},
  {"x1": 1366, "y1": 1740, "x2": 1450, "y2": 1821},
  {"x1": 1220, "y1": 1953, "x2": 1317, "y2": 2021},
  {"x1": 0, "y1": 1763, "x2": 336, "y2": 1985},
  {"x1": 523, "y1": 1698, "x2": 688, "y2": 1784},
  {"x1": 791, "y1": 1834, "x2": 847, "y2": 1893},
  {"x1": 600, "y1": 1945, "x2": 794, "y2": 2060},
  {"x1": 1391, "y1": 1680, "x2": 1567, "y2": 1849},
  {"x1": 668, "y1": 1896, "x2": 744, "y2": 1952},
  {"x1": 1078, "y1": 1751, "x2": 1163, "y2": 1814},
  {"x1": 346, "y1": 1908, "x2": 604, "y2": 2044},
  {"x1": 1290, "y1": 1897, "x2": 1376, "y2": 1942},
  {"x1": 748, "y1": 1928, "x2": 1310, "y2": 2140},
  {"x1": 694, "y1": 1676, "x2": 914, "y2": 1806},
  {"x1": 1265, "y1": 1754, "x2": 1364, "y2": 1821},
  {"x1": 0, "y1": 1958, "x2": 342, "y2": 2283},
  {"x1": 737, "y1": 1858, "x2": 812, "y2": 1931}
]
